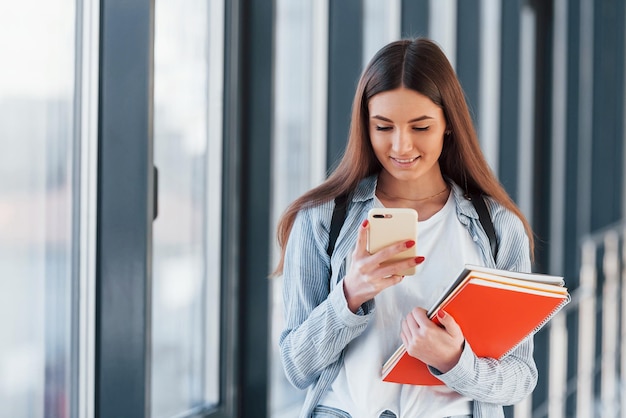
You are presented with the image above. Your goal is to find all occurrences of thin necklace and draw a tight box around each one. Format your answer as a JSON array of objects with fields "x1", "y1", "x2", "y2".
[{"x1": 377, "y1": 185, "x2": 449, "y2": 202}]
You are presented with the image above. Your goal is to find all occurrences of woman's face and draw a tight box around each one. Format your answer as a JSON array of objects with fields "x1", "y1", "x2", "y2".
[{"x1": 368, "y1": 87, "x2": 446, "y2": 185}]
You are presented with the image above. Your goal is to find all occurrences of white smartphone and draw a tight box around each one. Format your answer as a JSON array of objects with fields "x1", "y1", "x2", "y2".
[{"x1": 367, "y1": 207, "x2": 419, "y2": 276}]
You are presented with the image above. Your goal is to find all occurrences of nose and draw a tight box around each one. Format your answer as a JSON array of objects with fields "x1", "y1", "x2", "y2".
[{"x1": 391, "y1": 129, "x2": 413, "y2": 154}]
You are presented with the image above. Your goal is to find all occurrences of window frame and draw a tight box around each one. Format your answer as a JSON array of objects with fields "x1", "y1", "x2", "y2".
[
  {"x1": 95, "y1": 0, "x2": 155, "y2": 416},
  {"x1": 75, "y1": 0, "x2": 100, "y2": 416},
  {"x1": 95, "y1": 0, "x2": 274, "y2": 416}
]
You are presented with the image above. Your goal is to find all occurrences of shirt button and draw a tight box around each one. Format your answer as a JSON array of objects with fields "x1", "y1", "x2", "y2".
[{"x1": 472, "y1": 236, "x2": 478, "y2": 241}]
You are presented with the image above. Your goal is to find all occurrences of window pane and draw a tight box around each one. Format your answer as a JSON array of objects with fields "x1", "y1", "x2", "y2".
[
  {"x1": 270, "y1": 1, "x2": 327, "y2": 417},
  {"x1": 362, "y1": 0, "x2": 400, "y2": 66},
  {"x1": 152, "y1": 0, "x2": 223, "y2": 415},
  {"x1": 0, "y1": 1, "x2": 78, "y2": 417}
]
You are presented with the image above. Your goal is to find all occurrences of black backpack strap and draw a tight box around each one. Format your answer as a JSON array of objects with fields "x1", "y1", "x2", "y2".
[
  {"x1": 326, "y1": 194, "x2": 349, "y2": 292},
  {"x1": 327, "y1": 193, "x2": 350, "y2": 257},
  {"x1": 470, "y1": 193, "x2": 498, "y2": 260}
]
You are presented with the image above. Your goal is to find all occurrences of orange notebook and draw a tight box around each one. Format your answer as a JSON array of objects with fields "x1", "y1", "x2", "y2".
[{"x1": 381, "y1": 265, "x2": 570, "y2": 385}]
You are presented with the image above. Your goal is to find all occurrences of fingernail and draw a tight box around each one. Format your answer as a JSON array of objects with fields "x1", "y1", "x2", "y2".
[
  {"x1": 405, "y1": 240, "x2": 415, "y2": 248},
  {"x1": 362, "y1": 219, "x2": 369, "y2": 228},
  {"x1": 437, "y1": 310, "x2": 446, "y2": 319},
  {"x1": 415, "y1": 256, "x2": 425, "y2": 264}
]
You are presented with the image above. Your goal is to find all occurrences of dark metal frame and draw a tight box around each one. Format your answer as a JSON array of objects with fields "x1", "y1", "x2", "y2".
[
  {"x1": 233, "y1": 0, "x2": 274, "y2": 416},
  {"x1": 326, "y1": 0, "x2": 363, "y2": 172},
  {"x1": 214, "y1": 0, "x2": 242, "y2": 415},
  {"x1": 590, "y1": 0, "x2": 625, "y2": 231},
  {"x1": 95, "y1": 0, "x2": 155, "y2": 416},
  {"x1": 498, "y1": 0, "x2": 522, "y2": 201},
  {"x1": 400, "y1": 0, "x2": 429, "y2": 39},
  {"x1": 455, "y1": 0, "x2": 481, "y2": 121}
]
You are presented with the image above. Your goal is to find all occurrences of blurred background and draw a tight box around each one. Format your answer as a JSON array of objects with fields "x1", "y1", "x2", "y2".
[{"x1": 0, "y1": 0, "x2": 624, "y2": 417}]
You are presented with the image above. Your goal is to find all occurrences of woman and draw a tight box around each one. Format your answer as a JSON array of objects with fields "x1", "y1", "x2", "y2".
[{"x1": 274, "y1": 38, "x2": 537, "y2": 418}]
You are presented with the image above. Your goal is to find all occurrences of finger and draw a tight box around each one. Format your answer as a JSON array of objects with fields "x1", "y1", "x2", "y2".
[
  {"x1": 368, "y1": 238, "x2": 416, "y2": 263},
  {"x1": 405, "y1": 311, "x2": 422, "y2": 335},
  {"x1": 353, "y1": 218, "x2": 370, "y2": 256},
  {"x1": 376, "y1": 256, "x2": 425, "y2": 278},
  {"x1": 400, "y1": 321, "x2": 409, "y2": 346},
  {"x1": 436, "y1": 310, "x2": 463, "y2": 337},
  {"x1": 410, "y1": 307, "x2": 430, "y2": 327},
  {"x1": 401, "y1": 317, "x2": 416, "y2": 340},
  {"x1": 387, "y1": 274, "x2": 405, "y2": 287}
]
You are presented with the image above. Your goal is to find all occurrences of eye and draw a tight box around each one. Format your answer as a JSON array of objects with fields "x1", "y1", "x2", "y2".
[
  {"x1": 375, "y1": 126, "x2": 392, "y2": 131},
  {"x1": 413, "y1": 126, "x2": 429, "y2": 132}
]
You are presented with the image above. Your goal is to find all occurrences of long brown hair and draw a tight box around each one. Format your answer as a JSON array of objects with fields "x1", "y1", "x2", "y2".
[{"x1": 273, "y1": 38, "x2": 534, "y2": 274}]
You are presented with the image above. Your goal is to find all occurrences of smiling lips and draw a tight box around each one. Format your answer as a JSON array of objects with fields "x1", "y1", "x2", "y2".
[{"x1": 390, "y1": 156, "x2": 420, "y2": 165}]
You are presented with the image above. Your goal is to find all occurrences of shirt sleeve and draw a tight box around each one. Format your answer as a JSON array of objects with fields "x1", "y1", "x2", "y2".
[
  {"x1": 278, "y1": 207, "x2": 374, "y2": 390},
  {"x1": 431, "y1": 336, "x2": 537, "y2": 404}
]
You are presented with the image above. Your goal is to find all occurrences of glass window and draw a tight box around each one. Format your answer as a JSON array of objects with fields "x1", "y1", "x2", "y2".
[
  {"x1": 151, "y1": 0, "x2": 223, "y2": 416},
  {"x1": 270, "y1": 1, "x2": 328, "y2": 416},
  {"x1": 428, "y1": 0, "x2": 457, "y2": 68},
  {"x1": 0, "y1": 1, "x2": 80, "y2": 417},
  {"x1": 363, "y1": 0, "x2": 400, "y2": 66}
]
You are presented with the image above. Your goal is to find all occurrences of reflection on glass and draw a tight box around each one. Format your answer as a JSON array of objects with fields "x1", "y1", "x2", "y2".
[
  {"x1": 152, "y1": 0, "x2": 222, "y2": 415},
  {"x1": 0, "y1": 1, "x2": 77, "y2": 417}
]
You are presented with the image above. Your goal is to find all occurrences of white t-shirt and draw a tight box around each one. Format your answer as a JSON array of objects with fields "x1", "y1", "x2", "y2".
[{"x1": 320, "y1": 192, "x2": 482, "y2": 418}]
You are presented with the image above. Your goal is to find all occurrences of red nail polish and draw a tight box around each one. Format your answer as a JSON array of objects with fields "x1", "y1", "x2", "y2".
[
  {"x1": 405, "y1": 240, "x2": 415, "y2": 248},
  {"x1": 415, "y1": 256, "x2": 425, "y2": 264},
  {"x1": 437, "y1": 310, "x2": 446, "y2": 319},
  {"x1": 362, "y1": 219, "x2": 369, "y2": 228}
]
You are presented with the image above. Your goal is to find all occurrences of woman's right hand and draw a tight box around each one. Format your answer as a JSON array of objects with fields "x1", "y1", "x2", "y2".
[{"x1": 342, "y1": 219, "x2": 425, "y2": 313}]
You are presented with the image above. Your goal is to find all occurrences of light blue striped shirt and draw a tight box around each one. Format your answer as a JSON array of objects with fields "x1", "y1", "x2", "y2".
[{"x1": 279, "y1": 175, "x2": 537, "y2": 418}]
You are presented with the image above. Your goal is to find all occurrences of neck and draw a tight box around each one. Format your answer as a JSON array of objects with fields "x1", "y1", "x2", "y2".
[
  {"x1": 376, "y1": 175, "x2": 448, "y2": 202},
  {"x1": 375, "y1": 175, "x2": 451, "y2": 220},
  {"x1": 377, "y1": 185, "x2": 449, "y2": 202}
]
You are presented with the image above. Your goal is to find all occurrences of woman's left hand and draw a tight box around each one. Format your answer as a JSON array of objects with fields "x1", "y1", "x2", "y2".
[{"x1": 400, "y1": 307, "x2": 465, "y2": 373}]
